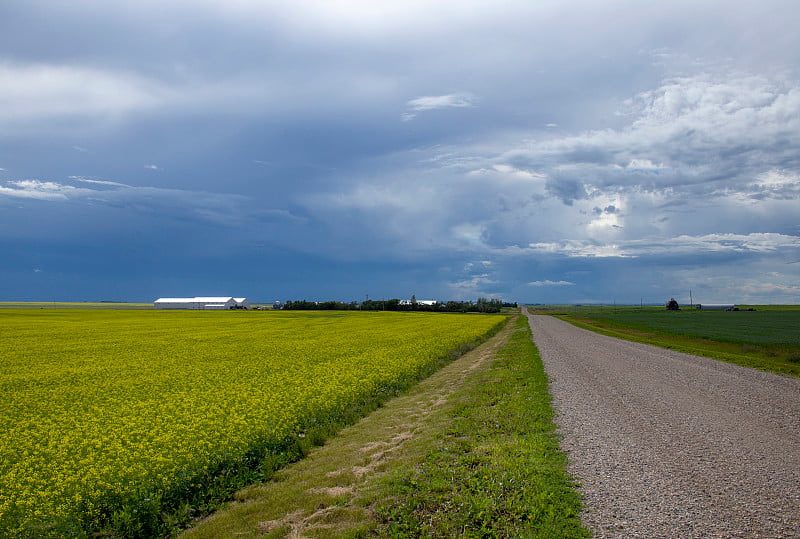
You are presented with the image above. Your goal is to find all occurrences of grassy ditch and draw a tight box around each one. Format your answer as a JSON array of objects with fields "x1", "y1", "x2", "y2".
[
  {"x1": 182, "y1": 315, "x2": 588, "y2": 538},
  {"x1": 374, "y1": 315, "x2": 588, "y2": 538},
  {"x1": 530, "y1": 306, "x2": 800, "y2": 377}
]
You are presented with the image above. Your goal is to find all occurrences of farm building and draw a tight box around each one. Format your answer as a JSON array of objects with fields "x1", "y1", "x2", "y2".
[
  {"x1": 698, "y1": 303, "x2": 736, "y2": 311},
  {"x1": 153, "y1": 297, "x2": 250, "y2": 310}
]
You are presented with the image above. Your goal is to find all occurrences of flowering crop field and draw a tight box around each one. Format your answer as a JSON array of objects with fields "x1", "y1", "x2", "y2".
[{"x1": 0, "y1": 309, "x2": 504, "y2": 537}]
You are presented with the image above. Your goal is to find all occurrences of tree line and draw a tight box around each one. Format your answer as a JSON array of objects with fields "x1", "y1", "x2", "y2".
[{"x1": 280, "y1": 298, "x2": 515, "y2": 313}]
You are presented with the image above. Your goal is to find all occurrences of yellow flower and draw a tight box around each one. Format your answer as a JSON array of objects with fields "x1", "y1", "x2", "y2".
[{"x1": 1, "y1": 309, "x2": 504, "y2": 534}]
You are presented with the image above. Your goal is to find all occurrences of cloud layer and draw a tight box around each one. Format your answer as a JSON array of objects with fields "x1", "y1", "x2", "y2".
[{"x1": 1, "y1": 0, "x2": 799, "y2": 303}]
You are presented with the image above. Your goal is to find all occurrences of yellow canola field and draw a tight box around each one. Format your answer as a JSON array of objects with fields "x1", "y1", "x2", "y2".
[{"x1": 0, "y1": 309, "x2": 504, "y2": 536}]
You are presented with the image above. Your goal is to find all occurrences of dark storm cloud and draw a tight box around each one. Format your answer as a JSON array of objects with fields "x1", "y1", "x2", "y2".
[
  {"x1": 545, "y1": 173, "x2": 589, "y2": 206},
  {"x1": 1, "y1": 0, "x2": 799, "y2": 303}
]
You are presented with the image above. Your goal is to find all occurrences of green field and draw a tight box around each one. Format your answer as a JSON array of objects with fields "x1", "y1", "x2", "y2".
[
  {"x1": 529, "y1": 305, "x2": 800, "y2": 376},
  {"x1": 0, "y1": 309, "x2": 505, "y2": 537}
]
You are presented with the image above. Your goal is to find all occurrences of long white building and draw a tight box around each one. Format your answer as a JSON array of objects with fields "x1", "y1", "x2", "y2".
[{"x1": 154, "y1": 297, "x2": 249, "y2": 310}]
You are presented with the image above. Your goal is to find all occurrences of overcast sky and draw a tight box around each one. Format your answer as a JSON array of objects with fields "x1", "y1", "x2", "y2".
[{"x1": 2, "y1": 0, "x2": 799, "y2": 304}]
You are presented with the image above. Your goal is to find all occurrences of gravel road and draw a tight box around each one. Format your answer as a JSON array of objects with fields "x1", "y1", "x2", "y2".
[{"x1": 525, "y1": 311, "x2": 800, "y2": 538}]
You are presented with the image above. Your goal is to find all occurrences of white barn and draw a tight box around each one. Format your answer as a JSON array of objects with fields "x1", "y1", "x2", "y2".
[{"x1": 154, "y1": 297, "x2": 249, "y2": 310}]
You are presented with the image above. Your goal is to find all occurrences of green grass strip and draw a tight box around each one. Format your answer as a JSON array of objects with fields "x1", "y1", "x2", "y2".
[{"x1": 374, "y1": 315, "x2": 589, "y2": 538}]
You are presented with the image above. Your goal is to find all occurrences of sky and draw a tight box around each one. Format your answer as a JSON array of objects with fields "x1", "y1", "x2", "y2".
[{"x1": 1, "y1": 0, "x2": 799, "y2": 304}]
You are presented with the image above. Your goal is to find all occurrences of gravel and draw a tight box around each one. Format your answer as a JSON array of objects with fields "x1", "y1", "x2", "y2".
[{"x1": 525, "y1": 311, "x2": 800, "y2": 538}]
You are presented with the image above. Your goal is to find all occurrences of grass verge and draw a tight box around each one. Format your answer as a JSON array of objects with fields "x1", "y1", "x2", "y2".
[
  {"x1": 182, "y1": 315, "x2": 588, "y2": 538},
  {"x1": 374, "y1": 315, "x2": 588, "y2": 538}
]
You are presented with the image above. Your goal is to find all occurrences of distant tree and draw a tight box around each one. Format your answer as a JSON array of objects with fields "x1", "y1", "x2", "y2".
[{"x1": 666, "y1": 298, "x2": 680, "y2": 311}]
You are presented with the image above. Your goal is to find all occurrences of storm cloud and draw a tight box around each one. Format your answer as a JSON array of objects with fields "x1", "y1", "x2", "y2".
[{"x1": 1, "y1": 0, "x2": 799, "y2": 303}]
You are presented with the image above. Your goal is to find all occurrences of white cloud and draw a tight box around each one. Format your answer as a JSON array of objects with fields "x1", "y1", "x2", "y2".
[
  {"x1": 73, "y1": 177, "x2": 131, "y2": 188},
  {"x1": 738, "y1": 281, "x2": 800, "y2": 299},
  {"x1": 402, "y1": 92, "x2": 476, "y2": 121},
  {"x1": 625, "y1": 159, "x2": 663, "y2": 170},
  {"x1": 0, "y1": 60, "x2": 391, "y2": 136},
  {"x1": 0, "y1": 62, "x2": 165, "y2": 132},
  {"x1": 0, "y1": 180, "x2": 76, "y2": 200},
  {"x1": 447, "y1": 273, "x2": 498, "y2": 298},
  {"x1": 451, "y1": 222, "x2": 486, "y2": 247},
  {"x1": 586, "y1": 195, "x2": 624, "y2": 237},
  {"x1": 475, "y1": 164, "x2": 543, "y2": 182},
  {"x1": 755, "y1": 170, "x2": 798, "y2": 188},
  {"x1": 747, "y1": 169, "x2": 800, "y2": 200},
  {"x1": 485, "y1": 72, "x2": 800, "y2": 206},
  {"x1": 407, "y1": 93, "x2": 475, "y2": 111},
  {"x1": 81, "y1": 0, "x2": 516, "y2": 32},
  {"x1": 0, "y1": 177, "x2": 259, "y2": 226},
  {"x1": 527, "y1": 233, "x2": 800, "y2": 258},
  {"x1": 322, "y1": 181, "x2": 437, "y2": 212},
  {"x1": 527, "y1": 240, "x2": 630, "y2": 258},
  {"x1": 528, "y1": 280, "x2": 575, "y2": 286}
]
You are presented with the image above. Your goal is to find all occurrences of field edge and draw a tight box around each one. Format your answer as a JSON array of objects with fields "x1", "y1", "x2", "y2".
[{"x1": 183, "y1": 314, "x2": 589, "y2": 538}]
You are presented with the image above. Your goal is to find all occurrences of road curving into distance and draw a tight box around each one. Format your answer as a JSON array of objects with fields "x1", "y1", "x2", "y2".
[{"x1": 525, "y1": 310, "x2": 800, "y2": 538}]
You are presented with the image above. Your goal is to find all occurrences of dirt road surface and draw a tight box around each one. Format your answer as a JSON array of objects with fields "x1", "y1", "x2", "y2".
[{"x1": 526, "y1": 311, "x2": 800, "y2": 538}]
